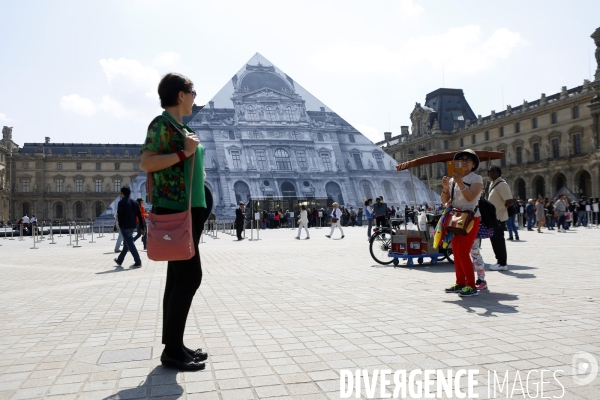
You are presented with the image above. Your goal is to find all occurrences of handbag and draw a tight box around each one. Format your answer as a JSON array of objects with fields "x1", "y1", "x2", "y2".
[
  {"x1": 476, "y1": 223, "x2": 494, "y2": 239},
  {"x1": 445, "y1": 182, "x2": 476, "y2": 236},
  {"x1": 146, "y1": 124, "x2": 196, "y2": 262}
]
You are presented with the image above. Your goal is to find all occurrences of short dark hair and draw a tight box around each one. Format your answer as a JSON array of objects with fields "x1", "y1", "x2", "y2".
[
  {"x1": 158, "y1": 73, "x2": 194, "y2": 108},
  {"x1": 301, "y1": 205, "x2": 306, "y2": 210},
  {"x1": 488, "y1": 165, "x2": 502, "y2": 175},
  {"x1": 121, "y1": 186, "x2": 131, "y2": 196}
]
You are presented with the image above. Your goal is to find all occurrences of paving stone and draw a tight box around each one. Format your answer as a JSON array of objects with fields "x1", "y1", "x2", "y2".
[{"x1": 98, "y1": 347, "x2": 152, "y2": 364}]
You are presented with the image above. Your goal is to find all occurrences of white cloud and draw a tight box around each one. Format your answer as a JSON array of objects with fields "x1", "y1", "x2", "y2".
[
  {"x1": 99, "y1": 57, "x2": 161, "y2": 97},
  {"x1": 60, "y1": 94, "x2": 97, "y2": 116},
  {"x1": 153, "y1": 51, "x2": 182, "y2": 67},
  {"x1": 355, "y1": 124, "x2": 382, "y2": 143},
  {"x1": 0, "y1": 113, "x2": 11, "y2": 122},
  {"x1": 397, "y1": 0, "x2": 424, "y2": 19},
  {"x1": 307, "y1": 26, "x2": 526, "y2": 75},
  {"x1": 98, "y1": 95, "x2": 132, "y2": 118}
]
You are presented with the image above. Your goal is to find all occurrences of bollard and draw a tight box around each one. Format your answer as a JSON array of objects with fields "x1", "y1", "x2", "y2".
[
  {"x1": 89, "y1": 223, "x2": 95, "y2": 243},
  {"x1": 19, "y1": 224, "x2": 24, "y2": 241},
  {"x1": 81, "y1": 224, "x2": 86, "y2": 241},
  {"x1": 68, "y1": 223, "x2": 72, "y2": 246},
  {"x1": 215, "y1": 220, "x2": 218, "y2": 239},
  {"x1": 73, "y1": 225, "x2": 81, "y2": 248},
  {"x1": 58, "y1": 222, "x2": 63, "y2": 237},
  {"x1": 49, "y1": 223, "x2": 56, "y2": 244},
  {"x1": 40, "y1": 222, "x2": 45, "y2": 241},
  {"x1": 10, "y1": 226, "x2": 14, "y2": 240},
  {"x1": 30, "y1": 225, "x2": 38, "y2": 249}
]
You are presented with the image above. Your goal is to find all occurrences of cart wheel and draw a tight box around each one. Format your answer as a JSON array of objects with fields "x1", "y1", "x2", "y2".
[
  {"x1": 393, "y1": 258, "x2": 399, "y2": 266},
  {"x1": 418, "y1": 257, "x2": 424, "y2": 265}
]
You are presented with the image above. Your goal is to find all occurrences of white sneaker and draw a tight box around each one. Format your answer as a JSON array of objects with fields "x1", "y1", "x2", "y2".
[{"x1": 489, "y1": 263, "x2": 508, "y2": 271}]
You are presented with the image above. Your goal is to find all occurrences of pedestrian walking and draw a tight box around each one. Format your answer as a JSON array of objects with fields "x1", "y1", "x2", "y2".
[
  {"x1": 296, "y1": 205, "x2": 310, "y2": 239},
  {"x1": 545, "y1": 200, "x2": 555, "y2": 230},
  {"x1": 441, "y1": 149, "x2": 483, "y2": 297},
  {"x1": 535, "y1": 197, "x2": 546, "y2": 233},
  {"x1": 141, "y1": 72, "x2": 208, "y2": 371},
  {"x1": 236, "y1": 202, "x2": 246, "y2": 240},
  {"x1": 326, "y1": 202, "x2": 345, "y2": 239},
  {"x1": 526, "y1": 199, "x2": 535, "y2": 231},
  {"x1": 364, "y1": 198, "x2": 374, "y2": 239},
  {"x1": 133, "y1": 198, "x2": 148, "y2": 250},
  {"x1": 373, "y1": 197, "x2": 387, "y2": 228},
  {"x1": 555, "y1": 195, "x2": 568, "y2": 232},
  {"x1": 114, "y1": 186, "x2": 143, "y2": 268},
  {"x1": 486, "y1": 165, "x2": 514, "y2": 271}
]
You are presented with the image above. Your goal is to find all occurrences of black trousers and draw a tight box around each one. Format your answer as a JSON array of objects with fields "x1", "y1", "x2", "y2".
[
  {"x1": 490, "y1": 220, "x2": 507, "y2": 266},
  {"x1": 235, "y1": 222, "x2": 243, "y2": 239},
  {"x1": 154, "y1": 206, "x2": 206, "y2": 349},
  {"x1": 375, "y1": 215, "x2": 386, "y2": 227}
]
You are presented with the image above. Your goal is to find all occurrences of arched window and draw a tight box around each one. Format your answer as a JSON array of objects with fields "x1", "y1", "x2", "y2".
[
  {"x1": 281, "y1": 182, "x2": 297, "y2": 197},
  {"x1": 55, "y1": 203, "x2": 64, "y2": 219},
  {"x1": 274, "y1": 148, "x2": 291, "y2": 170},
  {"x1": 284, "y1": 106, "x2": 294, "y2": 122},
  {"x1": 246, "y1": 105, "x2": 257, "y2": 122},
  {"x1": 383, "y1": 181, "x2": 395, "y2": 201},
  {"x1": 265, "y1": 106, "x2": 276, "y2": 121},
  {"x1": 75, "y1": 202, "x2": 84, "y2": 219},
  {"x1": 349, "y1": 134, "x2": 355, "y2": 143},
  {"x1": 22, "y1": 202, "x2": 31, "y2": 217},
  {"x1": 95, "y1": 202, "x2": 104, "y2": 218},
  {"x1": 317, "y1": 133, "x2": 324, "y2": 142},
  {"x1": 233, "y1": 181, "x2": 251, "y2": 204}
]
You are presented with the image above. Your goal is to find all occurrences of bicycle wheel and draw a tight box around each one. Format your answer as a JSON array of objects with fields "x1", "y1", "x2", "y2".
[{"x1": 370, "y1": 230, "x2": 394, "y2": 265}]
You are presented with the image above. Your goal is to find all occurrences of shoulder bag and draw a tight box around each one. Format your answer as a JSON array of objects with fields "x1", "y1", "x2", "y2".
[
  {"x1": 146, "y1": 122, "x2": 196, "y2": 262},
  {"x1": 444, "y1": 182, "x2": 476, "y2": 236}
]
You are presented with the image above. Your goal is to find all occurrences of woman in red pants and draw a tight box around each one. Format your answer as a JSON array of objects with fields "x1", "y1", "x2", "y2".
[{"x1": 440, "y1": 149, "x2": 483, "y2": 297}]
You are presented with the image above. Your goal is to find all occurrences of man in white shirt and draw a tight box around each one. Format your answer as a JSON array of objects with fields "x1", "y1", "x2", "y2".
[{"x1": 487, "y1": 165, "x2": 514, "y2": 271}]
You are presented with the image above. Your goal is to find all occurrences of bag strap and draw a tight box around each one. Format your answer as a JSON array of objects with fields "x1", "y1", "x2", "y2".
[{"x1": 147, "y1": 118, "x2": 195, "y2": 211}]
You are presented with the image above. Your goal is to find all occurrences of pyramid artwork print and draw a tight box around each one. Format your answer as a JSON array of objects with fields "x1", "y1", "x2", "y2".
[{"x1": 98, "y1": 53, "x2": 437, "y2": 223}]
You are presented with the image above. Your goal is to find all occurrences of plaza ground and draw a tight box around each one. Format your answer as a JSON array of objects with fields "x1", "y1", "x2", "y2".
[{"x1": 0, "y1": 223, "x2": 599, "y2": 399}]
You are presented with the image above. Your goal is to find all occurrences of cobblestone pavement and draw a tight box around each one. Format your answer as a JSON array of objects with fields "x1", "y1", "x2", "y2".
[{"x1": 0, "y1": 224, "x2": 599, "y2": 399}]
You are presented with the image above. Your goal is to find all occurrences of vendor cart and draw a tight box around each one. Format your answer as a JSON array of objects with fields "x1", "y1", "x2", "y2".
[{"x1": 369, "y1": 150, "x2": 504, "y2": 267}]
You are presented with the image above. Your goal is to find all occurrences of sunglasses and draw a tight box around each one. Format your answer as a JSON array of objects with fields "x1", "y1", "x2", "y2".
[
  {"x1": 457, "y1": 157, "x2": 473, "y2": 162},
  {"x1": 185, "y1": 89, "x2": 197, "y2": 99}
]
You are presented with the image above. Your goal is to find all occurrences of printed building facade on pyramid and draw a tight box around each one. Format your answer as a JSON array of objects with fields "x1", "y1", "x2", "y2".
[{"x1": 182, "y1": 53, "x2": 436, "y2": 217}]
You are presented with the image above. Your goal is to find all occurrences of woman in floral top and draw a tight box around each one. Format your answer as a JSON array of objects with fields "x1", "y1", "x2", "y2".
[{"x1": 141, "y1": 73, "x2": 208, "y2": 371}]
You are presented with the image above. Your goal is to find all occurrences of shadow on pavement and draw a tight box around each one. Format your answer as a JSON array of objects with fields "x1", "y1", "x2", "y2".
[
  {"x1": 444, "y1": 292, "x2": 519, "y2": 317},
  {"x1": 95, "y1": 267, "x2": 136, "y2": 274},
  {"x1": 104, "y1": 365, "x2": 184, "y2": 399}
]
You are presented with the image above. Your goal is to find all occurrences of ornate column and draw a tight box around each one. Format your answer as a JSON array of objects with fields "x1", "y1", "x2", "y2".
[{"x1": 589, "y1": 27, "x2": 600, "y2": 150}]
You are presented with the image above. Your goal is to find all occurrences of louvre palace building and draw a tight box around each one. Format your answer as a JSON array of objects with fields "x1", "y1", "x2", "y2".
[
  {"x1": 379, "y1": 27, "x2": 600, "y2": 202},
  {"x1": 0, "y1": 53, "x2": 436, "y2": 223}
]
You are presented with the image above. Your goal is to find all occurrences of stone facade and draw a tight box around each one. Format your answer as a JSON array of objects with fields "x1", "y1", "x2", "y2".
[
  {"x1": 4, "y1": 136, "x2": 144, "y2": 224},
  {"x1": 379, "y1": 28, "x2": 600, "y2": 201}
]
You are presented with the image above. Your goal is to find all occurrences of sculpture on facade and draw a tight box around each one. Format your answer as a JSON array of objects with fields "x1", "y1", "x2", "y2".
[
  {"x1": 212, "y1": 157, "x2": 218, "y2": 170},
  {"x1": 346, "y1": 159, "x2": 351, "y2": 170},
  {"x1": 546, "y1": 144, "x2": 550, "y2": 159},
  {"x1": 593, "y1": 27, "x2": 600, "y2": 80}
]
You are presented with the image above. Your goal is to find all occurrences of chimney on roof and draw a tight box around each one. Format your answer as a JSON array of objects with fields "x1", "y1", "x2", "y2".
[
  {"x1": 209, "y1": 101, "x2": 214, "y2": 109},
  {"x1": 401, "y1": 126, "x2": 409, "y2": 136},
  {"x1": 45, "y1": 137, "x2": 50, "y2": 144},
  {"x1": 320, "y1": 107, "x2": 325, "y2": 112},
  {"x1": 384, "y1": 132, "x2": 392, "y2": 141}
]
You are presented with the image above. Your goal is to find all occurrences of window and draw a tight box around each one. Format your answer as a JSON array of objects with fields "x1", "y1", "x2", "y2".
[
  {"x1": 274, "y1": 148, "x2": 291, "y2": 170},
  {"x1": 515, "y1": 122, "x2": 520, "y2": 133},
  {"x1": 23, "y1": 161, "x2": 29, "y2": 169},
  {"x1": 533, "y1": 143, "x2": 540, "y2": 161},
  {"x1": 317, "y1": 133, "x2": 324, "y2": 142},
  {"x1": 22, "y1": 203, "x2": 30, "y2": 217},
  {"x1": 76, "y1": 179, "x2": 83, "y2": 193},
  {"x1": 95, "y1": 179, "x2": 102, "y2": 193},
  {"x1": 321, "y1": 153, "x2": 332, "y2": 171},
  {"x1": 573, "y1": 105, "x2": 579, "y2": 119},
  {"x1": 443, "y1": 140, "x2": 449, "y2": 149},
  {"x1": 56, "y1": 179, "x2": 64, "y2": 193},
  {"x1": 349, "y1": 134, "x2": 355, "y2": 143},
  {"x1": 451, "y1": 110, "x2": 464, "y2": 121},
  {"x1": 56, "y1": 203, "x2": 64, "y2": 219},
  {"x1": 246, "y1": 105, "x2": 258, "y2": 122},
  {"x1": 75, "y1": 202, "x2": 83, "y2": 219},
  {"x1": 551, "y1": 112, "x2": 557, "y2": 124},
  {"x1": 114, "y1": 162, "x2": 120, "y2": 170},
  {"x1": 231, "y1": 150, "x2": 241, "y2": 169},
  {"x1": 296, "y1": 150, "x2": 308, "y2": 170},
  {"x1": 532, "y1": 117, "x2": 538, "y2": 129},
  {"x1": 460, "y1": 138, "x2": 464, "y2": 147},
  {"x1": 471, "y1": 134, "x2": 476, "y2": 144},
  {"x1": 362, "y1": 182, "x2": 373, "y2": 199},
  {"x1": 255, "y1": 150, "x2": 268, "y2": 170},
  {"x1": 96, "y1": 162, "x2": 101, "y2": 170},
  {"x1": 352, "y1": 153, "x2": 363, "y2": 170},
  {"x1": 291, "y1": 131, "x2": 299, "y2": 140},
  {"x1": 573, "y1": 134, "x2": 582, "y2": 155},
  {"x1": 284, "y1": 106, "x2": 294, "y2": 122},
  {"x1": 265, "y1": 106, "x2": 276, "y2": 121},
  {"x1": 74, "y1": 162, "x2": 81, "y2": 170},
  {"x1": 114, "y1": 179, "x2": 121, "y2": 192},
  {"x1": 501, "y1": 152, "x2": 506, "y2": 167},
  {"x1": 95, "y1": 202, "x2": 104, "y2": 218},
  {"x1": 57, "y1": 162, "x2": 62, "y2": 170},
  {"x1": 133, "y1": 163, "x2": 139, "y2": 171},
  {"x1": 500, "y1": 127, "x2": 504, "y2": 137},
  {"x1": 485, "y1": 131, "x2": 489, "y2": 141},
  {"x1": 228, "y1": 131, "x2": 235, "y2": 140},
  {"x1": 552, "y1": 138, "x2": 560, "y2": 158},
  {"x1": 374, "y1": 153, "x2": 385, "y2": 170},
  {"x1": 516, "y1": 146, "x2": 522, "y2": 164},
  {"x1": 383, "y1": 181, "x2": 394, "y2": 200},
  {"x1": 252, "y1": 130, "x2": 260, "y2": 139},
  {"x1": 22, "y1": 179, "x2": 30, "y2": 193}
]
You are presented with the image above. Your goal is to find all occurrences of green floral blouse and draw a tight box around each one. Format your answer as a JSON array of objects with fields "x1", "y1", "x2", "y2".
[{"x1": 141, "y1": 112, "x2": 206, "y2": 211}]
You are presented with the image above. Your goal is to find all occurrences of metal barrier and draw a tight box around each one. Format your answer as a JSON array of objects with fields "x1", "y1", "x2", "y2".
[
  {"x1": 49, "y1": 223, "x2": 56, "y2": 244},
  {"x1": 73, "y1": 225, "x2": 81, "y2": 248},
  {"x1": 30, "y1": 225, "x2": 38, "y2": 249},
  {"x1": 68, "y1": 223, "x2": 73, "y2": 246},
  {"x1": 89, "y1": 222, "x2": 96, "y2": 243}
]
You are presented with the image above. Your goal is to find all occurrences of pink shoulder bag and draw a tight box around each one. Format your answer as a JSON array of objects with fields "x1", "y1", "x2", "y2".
[{"x1": 146, "y1": 126, "x2": 196, "y2": 262}]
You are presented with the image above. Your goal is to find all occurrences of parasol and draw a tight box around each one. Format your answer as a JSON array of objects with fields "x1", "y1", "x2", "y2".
[{"x1": 395, "y1": 150, "x2": 504, "y2": 171}]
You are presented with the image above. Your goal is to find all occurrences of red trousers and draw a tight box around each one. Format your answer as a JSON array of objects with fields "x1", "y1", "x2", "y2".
[{"x1": 451, "y1": 217, "x2": 480, "y2": 288}]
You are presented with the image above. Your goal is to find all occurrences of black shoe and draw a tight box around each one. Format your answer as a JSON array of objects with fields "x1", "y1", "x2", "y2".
[
  {"x1": 325, "y1": 235, "x2": 330, "y2": 238},
  {"x1": 341, "y1": 235, "x2": 345, "y2": 239},
  {"x1": 131, "y1": 263, "x2": 142, "y2": 268},
  {"x1": 295, "y1": 237, "x2": 300, "y2": 240},
  {"x1": 515, "y1": 237, "x2": 520, "y2": 240},
  {"x1": 508, "y1": 237, "x2": 513, "y2": 241},
  {"x1": 114, "y1": 258, "x2": 122, "y2": 267},
  {"x1": 160, "y1": 352, "x2": 205, "y2": 371},
  {"x1": 114, "y1": 250, "x2": 120, "y2": 253},
  {"x1": 458, "y1": 286, "x2": 479, "y2": 297},
  {"x1": 445, "y1": 284, "x2": 465, "y2": 293},
  {"x1": 527, "y1": 229, "x2": 534, "y2": 231},
  {"x1": 186, "y1": 348, "x2": 208, "y2": 362}
]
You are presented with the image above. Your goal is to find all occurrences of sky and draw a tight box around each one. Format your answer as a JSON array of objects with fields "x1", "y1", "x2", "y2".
[{"x1": 1, "y1": 0, "x2": 599, "y2": 146}]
